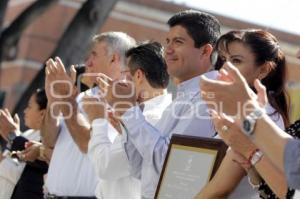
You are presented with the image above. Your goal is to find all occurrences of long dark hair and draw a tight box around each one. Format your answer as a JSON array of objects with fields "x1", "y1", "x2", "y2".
[
  {"x1": 214, "y1": 29, "x2": 290, "y2": 127},
  {"x1": 34, "y1": 88, "x2": 47, "y2": 110}
]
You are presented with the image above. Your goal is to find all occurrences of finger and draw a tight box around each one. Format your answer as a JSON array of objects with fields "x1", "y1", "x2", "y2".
[
  {"x1": 222, "y1": 61, "x2": 247, "y2": 84},
  {"x1": 97, "y1": 73, "x2": 113, "y2": 85},
  {"x1": 45, "y1": 67, "x2": 51, "y2": 76},
  {"x1": 46, "y1": 58, "x2": 54, "y2": 68},
  {"x1": 97, "y1": 77, "x2": 110, "y2": 87},
  {"x1": 96, "y1": 77, "x2": 110, "y2": 94},
  {"x1": 0, "y1": 109, "x2": 4, "y2": 118},
  {"x1": 213, "y1": 112, "x2": 234, "y2": 136},
  {"x1": 208, "y1": 109, "x2": 220, "y2": 120},
  {"x1": 25, "y1": 141, "x2": 34, "y2": 148},
  {"x1": 48, "y1": 59, "x2": 58, "y2": 74},
  {"x1": 254, "y1": 79, "x2": 268, "y2": 108},
  {"x1": 14, "y1": 114, "x2": 20, "y2": 125},
  {"x1": 4, "y1": 109, "x2": 13, "y2": 121},
  {"x1": 70, "y1": 65, "x2": 77, "y2": 84},
  {"x1": 200, "y1": 75, "x2": 230, "y2": 93},
  {"x1": 55, "y1": 57, "x2": 66, "y2": 73},
  {"x1": 217, "y1": 68, "x2": 233, "y2": 82},
  {"x1": 71, "y1": 86, "x2": 79, "y2": 98},
  {"x1": 4, "y1": 108, "x2": 10, "y2": 117}
]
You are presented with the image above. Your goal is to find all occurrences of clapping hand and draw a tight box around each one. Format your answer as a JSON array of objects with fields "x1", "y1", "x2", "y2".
[
  {"x1": 96, "y1": 73, "x2": 137, "y2": 117},
  {"x1": 45, "y1": 57, "x2": 77, "y2": 103},
  {"x1": 0, "y1": 109, "x2": 20, "y2": 141}
]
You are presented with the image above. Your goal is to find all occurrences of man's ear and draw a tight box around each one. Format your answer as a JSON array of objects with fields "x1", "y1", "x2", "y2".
[
  {"x1": 133, "y1": 68, "x2": 144, "y2": 85},
  {"x1": 201, "y1": 44, "x2": 213, "y2": 58},
  {"x1": 40, "y1": 109, "x2": 46, "y2": 121},
  {"x1": 259, "y1": 62, "x2": 274, "y2": 80},
  {"x1": 110, "y1": 53, "x2": 121, "y2": 64}
]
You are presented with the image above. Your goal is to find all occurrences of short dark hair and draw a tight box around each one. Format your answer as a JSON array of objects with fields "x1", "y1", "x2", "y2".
[
  {"x1": 126, "y1": 41, "x2": 169, "y2": 89},
  {"x1": 167, "y1": 10, "x2": 221, "y2": 48}
]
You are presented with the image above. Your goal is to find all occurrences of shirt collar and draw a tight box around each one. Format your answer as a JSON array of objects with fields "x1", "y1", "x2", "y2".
[
  {"x1": 176, "y1": 70, "x2": 218, "y2": 96},
  {"x1": 141, "y1": 91, "x2": 171, "y2": 113}
]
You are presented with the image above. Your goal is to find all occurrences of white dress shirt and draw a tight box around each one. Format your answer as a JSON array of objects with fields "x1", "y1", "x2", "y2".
[
  {"x1": 0, "y1": 129, "x2": 40, "y2": 199},
  {"x1": 45, "y1": 90, "x2": 98, "y2": 197},
  {"x1": 88, "y1": 93, "x2": 172, "y2": 199},
  {"x1": 121, "y1": 71, "x2": 218, "y2": 199}
]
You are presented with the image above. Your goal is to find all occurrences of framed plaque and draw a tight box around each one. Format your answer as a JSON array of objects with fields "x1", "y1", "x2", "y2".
[{"x1": 154, "y1": 134, "x2": 228, "y2": 199}]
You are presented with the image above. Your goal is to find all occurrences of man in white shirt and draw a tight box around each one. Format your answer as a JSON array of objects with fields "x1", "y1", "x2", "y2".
[
  {"x1": 98, "y1": 10, "x2": 221, "y2": 199},
  {"x1": 42, "y1": 32, "x2": 136, "y2": 198},
  {"x1": 83, "y1": 41, "x2": 172, "y2": 199}
]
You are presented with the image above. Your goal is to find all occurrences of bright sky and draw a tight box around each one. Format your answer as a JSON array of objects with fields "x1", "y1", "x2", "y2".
[{"x1": 165, "y1": 0, "x2": 300, "y2": 36}]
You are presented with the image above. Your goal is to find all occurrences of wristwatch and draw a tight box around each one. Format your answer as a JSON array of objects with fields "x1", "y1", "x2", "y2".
[
  {"x1": 250, "y1": 150, "x2": 264, "y2": 166},
  {"x1": 242, "y1": 108, "x2": 264, "y2": 136}
]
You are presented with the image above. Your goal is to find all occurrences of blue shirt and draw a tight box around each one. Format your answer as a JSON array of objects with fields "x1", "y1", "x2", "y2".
[{"x1": 121, "y1": 71, "x2": 218, "y2": 199}]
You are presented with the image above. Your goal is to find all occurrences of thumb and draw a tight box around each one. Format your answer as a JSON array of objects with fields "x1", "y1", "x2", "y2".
[
  {"x1": 70, "y1": 65, "x2": 77, "y2": 85},
  {"x1": 217, "y1": 68, "x2": 234, "y2": 82},
  {"x1": 14, "y1": 114, "x2": 20, "y2": 128},
  {"x1": 254, "y1": 79, "x2": 268, "y2": 108},
  {"x1": 223, "y1": 61, "x2": 247, "y2": 84}
]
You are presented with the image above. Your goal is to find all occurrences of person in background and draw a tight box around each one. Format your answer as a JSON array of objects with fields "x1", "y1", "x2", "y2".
[
  {"x1": 196, "y1": 29, "x2": 292, "y2": 199},
  {"x1": 84, "y1": 41, "x2": 171, "y2": 199},
  {"x1": 96, "y1": 10, "x2": 221, "y2": 199},
  {"x1": 42, "y1": 32, "x2": 136, "y2": 198},
  {"x1": 0, "y1": 88, "x2": 49, "y2": 199},
  {"x1": 199, "y1": 59, "x2": 296, "y2": 198}
]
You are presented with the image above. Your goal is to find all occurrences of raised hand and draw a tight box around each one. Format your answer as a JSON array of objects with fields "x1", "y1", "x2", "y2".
[
  {"x1": 45, "y1": 57, "x2": 75, "y2": 101},
  {"x1": 96, "y1": 73, "x2": 137, "y2": 117},
  {"x1": 210, "y1": 109, "x2": 257, "y2": 160},
  {"x1": 201, "y1": 61, "x2": 258, "y2": 117},
  {"x1": 81, "y1": 95, "x2": 107, "y2": 123},
  {"x1": 0, "y1": 109, "x2": 20, "y2": 140},
  {"x1": 254, "y1": 79, "x2": 268, "y2": 108},
  {"x1": 18, "y1": 140, "x2": 42, "y2": 162}
]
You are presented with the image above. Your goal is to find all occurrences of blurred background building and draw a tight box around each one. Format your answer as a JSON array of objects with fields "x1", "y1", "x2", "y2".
[{"x1": 0, "y1": 0, "x2": 299, "y2": 121}]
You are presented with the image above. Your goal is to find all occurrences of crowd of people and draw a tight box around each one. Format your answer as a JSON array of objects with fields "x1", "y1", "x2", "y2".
[{"x1": 0, "y1": 9, "x2": 300, "y2": 199}]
